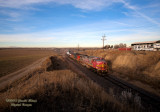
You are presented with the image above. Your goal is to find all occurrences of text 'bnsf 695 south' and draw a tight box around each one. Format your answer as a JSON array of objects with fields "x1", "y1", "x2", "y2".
[{"x1": 66, "y1": 51, "x2": 109, "y2": 74}]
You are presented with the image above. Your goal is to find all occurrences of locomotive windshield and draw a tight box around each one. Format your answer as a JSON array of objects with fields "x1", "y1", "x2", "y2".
[{"x1": 96, "y1": 59, "x2": 106, "y2": 62}]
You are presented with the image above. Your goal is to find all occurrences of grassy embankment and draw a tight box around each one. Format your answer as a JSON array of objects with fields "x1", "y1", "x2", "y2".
[
  {"x1": 0, "y1": 48, "x2": 54, "y2": 77},
  {"x1": 79, "y1": 49, "x2": 160, "y2": 95},
  {"x1": 0, "y1": 55, "x2": 141, "y2": 112}
]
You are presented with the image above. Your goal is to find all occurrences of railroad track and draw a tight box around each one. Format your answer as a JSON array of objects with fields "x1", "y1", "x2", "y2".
[
  {"x1": 104, "y1": 75, "x2": 160, "y2": 111},
  {"x1": 65, "y1": 56, "x2": 160, "y2": 112}
]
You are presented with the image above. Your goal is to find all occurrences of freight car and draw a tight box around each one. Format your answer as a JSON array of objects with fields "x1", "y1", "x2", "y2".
[{"x1": 67, "y1": 51, "x2": 108, "y2": 73}]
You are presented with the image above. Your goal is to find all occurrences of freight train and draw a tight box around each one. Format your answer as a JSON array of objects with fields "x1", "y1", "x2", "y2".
[{"x1": 66, "y1": 51, "x2": 109, "y2": 73}]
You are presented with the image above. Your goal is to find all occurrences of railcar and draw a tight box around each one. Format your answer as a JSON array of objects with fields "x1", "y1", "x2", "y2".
[{"x1": 67, "y1": 51, "x2": 108, "y2": 73}]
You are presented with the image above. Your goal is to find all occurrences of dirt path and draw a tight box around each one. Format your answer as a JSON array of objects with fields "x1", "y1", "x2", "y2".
[{"x1": 0, "y1": 57, "x2": 48, "y2": 90}]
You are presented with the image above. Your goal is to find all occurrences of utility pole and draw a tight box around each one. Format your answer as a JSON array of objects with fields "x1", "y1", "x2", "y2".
[
  {"x1": 78, "y1": 44, "x2": 79, "y2": 51},
  {"x1": 101, "y1": 34, "x2": 106, "y2": 51}
]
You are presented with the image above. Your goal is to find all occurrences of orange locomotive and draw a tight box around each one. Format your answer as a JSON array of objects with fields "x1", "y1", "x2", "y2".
[{"x1": 67, "y1": 51, "x2": 108, "y2": 73}]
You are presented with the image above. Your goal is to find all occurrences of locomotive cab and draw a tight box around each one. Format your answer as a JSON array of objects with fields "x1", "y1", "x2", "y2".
[{"x1": 92, "y1": 59, "x2": 108, "y2": 72}]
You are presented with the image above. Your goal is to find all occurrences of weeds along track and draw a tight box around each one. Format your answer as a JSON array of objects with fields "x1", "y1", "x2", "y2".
[
  {"x1": 64, "y1": 55, "x2": 160, "y2": 112},
  {"x1": 104, "y1": 75, "x2": 160, "y2": 112}
]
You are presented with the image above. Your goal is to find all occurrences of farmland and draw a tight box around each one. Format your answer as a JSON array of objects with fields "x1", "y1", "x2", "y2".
[
  {"x1": 0, "y1": 48, "x2": 54, "y2": 77},
  {"x1": 0, "y1": 48, "x2": 160, "y2": 111},
  {"x1": 0, "y1": 54, "x2": 136, "y2": 112}
]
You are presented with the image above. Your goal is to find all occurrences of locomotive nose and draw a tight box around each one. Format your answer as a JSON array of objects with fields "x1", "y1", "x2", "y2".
[
  {"x1": 102, "y1": 62, "x2": 108, "y2": 71},
  {"x1": 101, "y1": 62, "x2": 106, "y2": 70}
]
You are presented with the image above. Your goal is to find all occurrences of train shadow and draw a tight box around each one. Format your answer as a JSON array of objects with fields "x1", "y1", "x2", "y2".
[{"x1": 47, "y1": 56, "x2": 66, "y2": 71}]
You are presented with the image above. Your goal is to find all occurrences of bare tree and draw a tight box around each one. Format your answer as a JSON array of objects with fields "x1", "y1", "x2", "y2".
[
  {"x1": 104, "y1": 45, "x2": 110, "y2": 49},
  {"x1": 119, "y1": 43, "x2": 126, "y2": 48},
  {"x1": 114, "y1": 43, "x2": 126, "y2": 49},
  {"x1": 114, "y1": 44, "x2": 119, "y2": 49}
]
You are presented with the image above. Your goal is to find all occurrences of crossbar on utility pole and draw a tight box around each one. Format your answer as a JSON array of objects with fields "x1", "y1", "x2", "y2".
[{"x1": 101, "y1": 34, "x2": 106, "y2": 51}]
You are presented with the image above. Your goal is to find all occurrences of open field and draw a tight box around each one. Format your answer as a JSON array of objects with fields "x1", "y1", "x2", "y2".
[
  {"x1": 0, "y1": 54, "x2": 139, "y2": 112},
  {"x1": 78, "y1": 49, "x2": 160, "y2": 95},
  {"x1": 0, "y1": 48, "x2": 54, "y2": 77},
  {"x1": 0, "y1": 49, "x2": 159, "y2": 111}
]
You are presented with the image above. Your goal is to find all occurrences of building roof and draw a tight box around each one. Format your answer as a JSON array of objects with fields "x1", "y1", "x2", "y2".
[{"x1": 131, "y1": 40, "x2": 160, "y2": 45}]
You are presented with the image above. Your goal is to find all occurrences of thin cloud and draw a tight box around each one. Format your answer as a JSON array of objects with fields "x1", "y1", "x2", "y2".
[
  {"x1": 0, "y1": 34, "x2": 55, "y2": 42},
  {"x1": 71, "y1": 14, "x2": 86, "y2": 18},
  {"x1": 0, "y1": 0, "x2": 51, "y2": 9},
  {"x1": 0, "y1": 10, "x2": 20, "y2": 18},
  {"x1": 0, "y1": 0, "x2": 121, "y2": 10},
  {"x1": 121, "y1": 0, "x2": 160, "y2": 27},
  {"x1": 135, "y1": 11, "x2": 160, "y2": 26},
  {"x1": 0, "y1": 0, "x2": 159, "y2": 47},
  {"x1": 0, "y1": 19, "x2": 159, "y2": 43},
  {"x1": 141, "y1": 3, "x2": 160, "y2": 9},
  {"x1": 1, "y1": 0, "x2": 159, "y2": 26},
  {"x1": 0, "y1": 9, "x2": 24, "y2": 22}
]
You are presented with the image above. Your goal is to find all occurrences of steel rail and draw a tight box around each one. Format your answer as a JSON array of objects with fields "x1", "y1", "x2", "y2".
[{"x1": 65, "y1": 55, "x2": 160, "y2": 112}]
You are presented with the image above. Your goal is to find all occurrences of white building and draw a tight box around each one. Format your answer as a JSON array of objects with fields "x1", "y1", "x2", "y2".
[{"x1": 131, "y1": 40, "x2": 160, "y2": 51}]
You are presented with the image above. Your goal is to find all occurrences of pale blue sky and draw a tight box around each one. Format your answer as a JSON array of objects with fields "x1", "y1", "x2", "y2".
[{"x1": 0, "y1": 0, "x2": 160, "y2": 47}]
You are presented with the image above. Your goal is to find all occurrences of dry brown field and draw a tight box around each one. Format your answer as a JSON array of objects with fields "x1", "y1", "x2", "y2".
[
  {"x1": 0, "y1": 54, "x2": 140, "y2": 112},
  {"x1": 78, "y1": 49, "x2": 160, "y2": 95},
  {"x1": 0, "y1": 48, "x2": 54, "y2": 77}
]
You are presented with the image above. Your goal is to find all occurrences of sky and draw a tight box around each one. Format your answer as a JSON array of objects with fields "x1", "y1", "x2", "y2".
[{"x1": 0, "y1": 0, "x2": 160, "y2": 47}]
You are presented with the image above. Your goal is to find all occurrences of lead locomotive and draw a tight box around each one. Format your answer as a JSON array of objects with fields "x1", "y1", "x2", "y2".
[{"x1": 67, "y1": 51, "x2": 109, "y2": 73}]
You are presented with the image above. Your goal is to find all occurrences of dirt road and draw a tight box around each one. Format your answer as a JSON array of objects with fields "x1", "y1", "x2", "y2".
[{"x1": 0, "y1": 57, "x2": 48, "y2": 91}]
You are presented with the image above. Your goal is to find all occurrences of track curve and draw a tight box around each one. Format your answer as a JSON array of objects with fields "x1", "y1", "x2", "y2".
[{"x1": 64, "y1": 55, "x2": 160, "y2": 112}]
